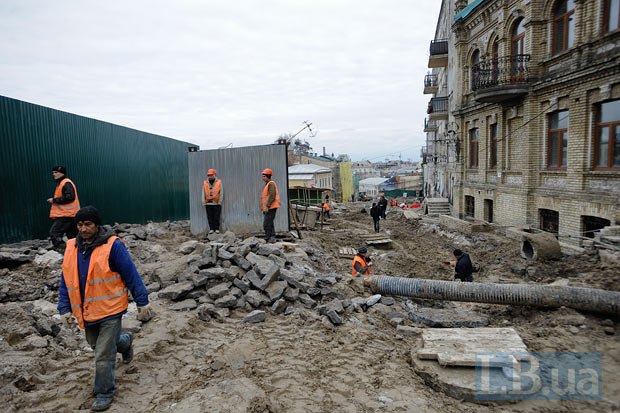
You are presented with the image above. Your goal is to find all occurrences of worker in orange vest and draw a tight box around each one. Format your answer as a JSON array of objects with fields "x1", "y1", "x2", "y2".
[
  {"x1": 57, "y1": 206, "x2": 153, "y2": 411},
  {"x1": 202, "y1": 168, "x2": 223, "y2": 234},
  {"x1": 260, "y1": 168, "x2": 281, "y2": 243},
  {"x1": 322, "y1": 195, "x2": 331, "y2": 219},
  {"x1": 351, "y1": 246, "x2": 372, "y2": 276},
  {"x1": 47, "y1": 165, "x2": 80, "y2": 251}
]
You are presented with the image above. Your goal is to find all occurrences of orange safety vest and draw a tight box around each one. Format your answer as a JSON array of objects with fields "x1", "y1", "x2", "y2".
[
  {"x1": 62, "y1": 236, "x2": 128, "y2": 329},
  {"x1": 49, "y1": 178, "x2": 80, "y2": 218},
  {"x1": 351, "y1": 255, "x2": 371, "y2": 276},
  {"x1": 203, "y1": 178, "x2": 222, "y2": 204},
  {"x1": 260, "y1": 180, "x2": 281, "y2": 211},
  {"x1": 322, "y1": 202, "x2": 330, "y2": 211}
]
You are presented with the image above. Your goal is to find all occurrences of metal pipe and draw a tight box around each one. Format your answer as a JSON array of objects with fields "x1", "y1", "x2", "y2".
[{"x1": 369, "y1": 275, "x2": 620, "y2": 315}]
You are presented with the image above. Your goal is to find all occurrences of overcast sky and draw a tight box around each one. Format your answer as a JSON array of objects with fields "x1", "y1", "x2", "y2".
[{"x1": 1, "y1": 0, "x2": 440, "y2": 162}]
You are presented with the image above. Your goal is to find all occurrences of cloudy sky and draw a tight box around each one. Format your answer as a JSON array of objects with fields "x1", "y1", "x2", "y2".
[{"x1": 1, "y1": 0, "x2": 440, "y2": 162}]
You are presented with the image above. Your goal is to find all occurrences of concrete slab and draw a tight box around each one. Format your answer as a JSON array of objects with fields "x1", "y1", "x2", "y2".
[{"x1": 408, "y1": 306, "x2": 489, "y2": 328}]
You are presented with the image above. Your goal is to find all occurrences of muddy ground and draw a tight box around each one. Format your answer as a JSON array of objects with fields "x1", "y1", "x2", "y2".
[{"x1": 1, "y1": 205, "x2": 619, "y2": 412}]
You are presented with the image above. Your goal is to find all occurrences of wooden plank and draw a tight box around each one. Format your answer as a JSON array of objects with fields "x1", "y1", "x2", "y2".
[
  {"x1": 366, "y1": 239, "x2": 392, "y2": 245},
  {"x1": 417, "y1": 328, "x2": 527, "y2": 367}
]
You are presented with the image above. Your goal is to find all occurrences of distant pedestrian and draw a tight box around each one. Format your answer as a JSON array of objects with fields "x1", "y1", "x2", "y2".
[
  {"x1": 202, "y1": 168, "x2": 223, "y2": 234},
  {"x1": 47, "y1": 165, "x2": 80, "y2": 252},
  {"x1": 351, "y1": 246, "x2": 372, "y2": 277},
  {"x1": 378, "y1": 195, "x2": 388, "y2": 219},
  {"x1": 370, "y1": 202, "x2": 381, "y2": 232},
  {"x1": 57, "y1": 206, "x2": 154, "y2": 411},
  {"x1": 260, "y1": 168, "x2": 281, "y2": 243},
  {"x1": 451, "y1": 249, "x2": 474, "y2": 282}
]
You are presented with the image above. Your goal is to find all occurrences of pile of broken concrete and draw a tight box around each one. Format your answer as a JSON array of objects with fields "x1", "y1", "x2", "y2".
[{"x1": 153, "y1": 231, "x2": 392, "y2": 326}]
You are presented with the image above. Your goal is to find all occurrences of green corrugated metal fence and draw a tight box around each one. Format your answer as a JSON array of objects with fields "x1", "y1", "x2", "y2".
[{"x1": 0, "y1": 95, "x2": 195, "y2": 244}]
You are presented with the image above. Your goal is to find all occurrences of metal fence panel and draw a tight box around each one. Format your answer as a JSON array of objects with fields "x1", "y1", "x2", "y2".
[
  {"x1": 0, "y1": 95, "x2": 194, "y2": 244},
  {"x1": 188, "y1": 144, "x2": 289, "y2": 236}
]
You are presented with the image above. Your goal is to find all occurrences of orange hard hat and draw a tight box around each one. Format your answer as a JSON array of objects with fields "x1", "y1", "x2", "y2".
[
  {"x1": 261, "y1": 168, "x2": 273, "y2": 176},
  {"x1": 207, "y1": 168, "x2": 217, "y2": 175}
]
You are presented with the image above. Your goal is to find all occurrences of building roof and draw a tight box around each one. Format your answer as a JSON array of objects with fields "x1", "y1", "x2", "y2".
[
  {"x1": 359, "y1": 177, "x2": 389, "y2": 185},
  {"x1": 288, "y1": 174, "x2": 313, "y2": 180},
  {"x1": 288, "y1": 164, "x2": 331, "y2": 174},
  {"x1": 453, "y1": 0, "x2": 486, "y2": 23}
]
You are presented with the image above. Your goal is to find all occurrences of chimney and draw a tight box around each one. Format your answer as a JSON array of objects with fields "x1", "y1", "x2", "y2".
[{"x1": 323, "y1": 146, "x2": 326, "y2": 156}]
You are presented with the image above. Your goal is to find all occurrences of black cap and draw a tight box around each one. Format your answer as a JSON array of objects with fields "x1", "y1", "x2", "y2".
[
  {"x1": 453, "y1": 249, "x2": 463, "y2": 257},
  {"x1": 358, "y1": 246, "x2": 368, "y2": 254},
  {"x1": 52, "y1": 165, "x2": 67, "y2": 175},
  {"x1": 75, "y1": 206, "x2": 102, "y2": 225}
]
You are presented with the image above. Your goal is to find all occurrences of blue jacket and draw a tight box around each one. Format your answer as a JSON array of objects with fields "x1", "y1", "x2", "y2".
[{"x1": 57, "y1": 227, "x2": 149, "y2": 326}]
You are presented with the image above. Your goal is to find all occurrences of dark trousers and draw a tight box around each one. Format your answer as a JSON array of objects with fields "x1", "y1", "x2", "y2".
[
  {"x1": 49, "y1": 217, "x2": 77, "y2": 249},
  {"x1": 205, "y1": 204, "x2": 221, "y2": 231},
  {"x1": 84, "y1": 317, "x2": 131, "y2": 398},
  {"x1": 263, "y1": 208, "x2": 277, "y2": 240},
  {"x1": 380, "y1": 206, "x2": 387, "y2": 219},
  {"x1": 373, "y1": 218, "x2": 380, "y2": 232}
]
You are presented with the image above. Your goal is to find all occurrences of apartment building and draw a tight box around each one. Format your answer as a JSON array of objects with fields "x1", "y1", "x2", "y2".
[{"x1": 424, "y1": 0, "x2": 620, "y2": 246}]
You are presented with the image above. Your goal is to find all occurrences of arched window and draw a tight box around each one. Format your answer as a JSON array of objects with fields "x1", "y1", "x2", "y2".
[
  {"x1": 552, "y1": 0, "x2": 575, "y2": 55},
  {"x1": 471, "y1": 49, "x2": 480, "y2": 90},
  {"x1": 512, "y1": 19, "x2": 526, "y2": 81}
]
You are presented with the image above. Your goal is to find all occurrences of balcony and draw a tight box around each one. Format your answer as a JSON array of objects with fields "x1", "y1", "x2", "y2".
[
  {"x1": 423, "y1": 74, "x2": 438, "y2": 94},
  {"x1": 428, "y1": 40, "x2": 448, "y2": 68},
  {"x1": 427, "y1": 96, "x2": 448, "y2": 120},
  {"x1": 424, "y1": 118, "x2": 438, "y2": 132},
  {"x1": 472, "y1": 54, "x2": 530, "y2": 103}
]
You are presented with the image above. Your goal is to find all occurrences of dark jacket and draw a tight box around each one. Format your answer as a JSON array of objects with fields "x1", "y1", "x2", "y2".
[
  {"x1": 454, "y1": 252, "x2": 473, "y2": 282},
  {"x1": 370, "y1": 205, "x2": 381, "y2": 220}
]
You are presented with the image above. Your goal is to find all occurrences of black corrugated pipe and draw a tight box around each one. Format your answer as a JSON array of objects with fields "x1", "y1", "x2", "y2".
[{"x1": 369, "y1": 276, "x2": 620, "y2": 315}]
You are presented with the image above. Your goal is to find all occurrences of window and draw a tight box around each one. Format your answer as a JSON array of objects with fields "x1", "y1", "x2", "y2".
[
  {"x1": 604, "y1": 0, "x2": 620, "y2": 33},
  {"x1": 512, "y1": 19, "x2": 526, "y2": 81},
  {"x1": 465, "y1": 195, "x2": 475, "y2": 218},
  {"x1": 582, "y1": 216, "x2": 610, "y2": 239},
  {"x1": 539, "y1": 209, "x2": 559, "y2": 235},
  {"x1": 491, "y1": 40, "x2": 499, "y2": 84},
  {"x1": 594, "y1": 99, "x2": 620, "y2": 169},
  {"x1": 471, "y1": 49, "x2": 480, "y2": 90},
  {"x1": 489, "y1": 123, "x2": 498, "y2": 168},
  {"x1": 484, "y1": 199, "x2": 494, "y2": 223},
  {"x1": 553, "y1": 0, "x2": 575, "y2": 55},
  {"x1": 547, "y1": 110, "x2": 569, "y2": 168},
  {"x1": 469, "y1": 128, "x2": 479, "y2": 168}
]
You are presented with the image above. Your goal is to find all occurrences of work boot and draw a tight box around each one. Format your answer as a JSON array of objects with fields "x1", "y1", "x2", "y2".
[
  {"x1": 208, "y1": 230, "x2": 214, "y2": 234},
  {"x1": 215, "y1": 229, "x2": 220, "y2": 233},
  {"x1": 121, "y1": 332, "x2": 133, "y2": 364},
  {"x1": 268, "y1": 237, "x2": 277, "y2": 244},
  {"x1": 91, "y1": 395, "x2": 113, "y2": 411}
]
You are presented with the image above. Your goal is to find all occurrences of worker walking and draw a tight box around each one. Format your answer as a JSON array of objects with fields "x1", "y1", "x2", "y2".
[
  {"x1": 47, "y1": 165, "x2": 80, "y2": 251},
  {"x1": 351, "y1": 246, "x2": 372, "y2": 277},
  {"x1": 322, "y1": 195, "x2": 331, "y2": 219},
  {"x1": 260, "y1": 168, "x2": 281, "y2": 243},
  {"x1": 378, "y1": 195, "x2": 388, "y2": 219},
  {"x1": 57, "y1": 206, "x2": 154, "y2": 412},
  {"x1": 202, "y1": 168, "x2": 223, "y2": 234}
]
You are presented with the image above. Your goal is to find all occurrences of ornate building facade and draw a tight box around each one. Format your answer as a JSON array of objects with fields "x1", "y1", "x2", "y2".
[{"x1": 424, "y1": 0, "x2": 620, "y2": 246}]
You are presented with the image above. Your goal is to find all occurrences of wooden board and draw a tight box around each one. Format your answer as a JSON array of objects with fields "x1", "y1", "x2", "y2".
[
  {"x1": 361, "y1": 234, "x2": 392, "y2": 245},
  {"x1": 337, "y1": 247, "x2": 357, "y2": 259},
  {"x1": 417, "y1": 327, "x2": 527, "y2": 367}
]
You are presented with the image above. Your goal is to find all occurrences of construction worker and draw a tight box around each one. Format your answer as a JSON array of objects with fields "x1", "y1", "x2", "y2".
[
  {"x1": 452, "y1": 249, "x2": 474, "y2": 282},
  {"x1": 378, "y1": 195, "x2": 388, "y2": 219},
  {"x1": 57, "y1": 206, "x2": 154, "y2": 412},
  {"x1": 322, "y1": 197, "x2": 331, "y2": 219},
  {"x1": 47, "y1": 165, "x2": 80, "y2": 251},
  {"x1": 202, "y1": 168, "x2": 223, "y2": 234},
  {"x1": 351, "y1": 246, "x2": 372, "y2": 277},
  {"x1": 260, "y1": 168, "x2": 281, "y2": 243}
]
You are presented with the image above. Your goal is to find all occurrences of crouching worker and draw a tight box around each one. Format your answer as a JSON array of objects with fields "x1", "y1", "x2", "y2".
[
  {"x1": 446, "y1": 248, "x2": 474, "y2": 282},
  {"x1": 57, "y1": 206, "x2": 154, "y2": 412},
  {"x1": 351, "y1": 246, "x2": 372, "y2": 277}
]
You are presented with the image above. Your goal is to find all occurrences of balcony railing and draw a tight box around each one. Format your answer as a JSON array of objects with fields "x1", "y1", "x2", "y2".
[
  {"x1": 427, "y1": 96, "x2": 448, "y2": 115},
  {"x1": 424, "y1": 74, "x2": 438, "y2": 88},
  {"x1": 430, "y1": 40, "x2": 448, "y2": 56},
  {"x1": 424, "y1": 118, "x2": 438, "y2": 132},
  {"x1": 471, "y1": 54, "x2": 530, "y2": 103}
]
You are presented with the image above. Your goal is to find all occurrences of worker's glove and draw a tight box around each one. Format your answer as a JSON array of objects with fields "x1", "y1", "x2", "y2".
[
  {"x1": 62, "y1": 312, "x2": 77, "y2": 329},
  {"x1": 136, "y1": 304, "x2": 155, "y2": 323}
]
